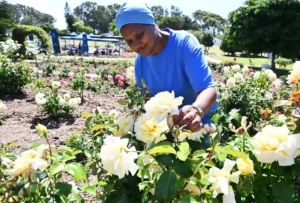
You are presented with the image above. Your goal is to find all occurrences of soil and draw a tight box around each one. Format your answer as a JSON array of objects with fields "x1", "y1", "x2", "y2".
[{"x1": 0, "y1": 70, "x2": 224, "y2": 152}]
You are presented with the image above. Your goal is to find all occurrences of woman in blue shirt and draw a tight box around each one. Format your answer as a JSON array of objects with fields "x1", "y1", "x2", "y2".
[{"x1": 116, "y1": 1, "x2": 218, "y2": 133}]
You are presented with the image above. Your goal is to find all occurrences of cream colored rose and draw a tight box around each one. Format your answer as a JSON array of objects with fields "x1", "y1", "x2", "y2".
[
  {"x1": 226, "y1": 78, "x2": 236, "y2": 89},
  {"x1": 99, "y1": 136, "x2": 138, "y2": 179},
  {"x1": 253, "y1": 72, "x2": 261, "y2": 80},
  {"x1": 231, "y1": 65, "x2": 241, "y2": 72},
  {"x1": 51, "y1": 81, "x2": 60, "y2": 89},
  {"x1": 223, "y1": 66, "x2": 230, "y2": 76},
  {"x1": 36, "y1": 124, "x2": 48, "y2": 135},
  {"x1": 144, "y1": 91, "x2": 183, "y2": 121},
  {"x1": 134, "y1": 113, "x2": 169, "y2": 144},
  {"x1": 35, "y1": 92, "x2": 47, "y2": 105},
  {"x1": 0, "y1": 101, "x2": 7, "y2": 112},
  {"x1": 236, "y1": 156, "x2": 255, "y2": 175},
  {"x1": 112, "y1": 115, "x2": 134, "y2": 137},
  {"x1": 252, "y1": 125, "x2": 300, "y2": 166},
  {"x1": 7, "y1": 149, "x2": 48, "y2": 177},
  {"x1": 126, "y1": 66, "x2": 135, "y2": 80},
  {"x1": 68, "y1": 97, "x2": 81, "y2": 106},
  {"x1": 241, "y1": 66, "x2": 249, "y2": 74},
  {"x1": 208, "y1": 159, "x2": 240, "y2": 203}
]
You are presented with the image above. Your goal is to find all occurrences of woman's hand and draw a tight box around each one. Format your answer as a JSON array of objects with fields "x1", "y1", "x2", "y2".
[{"x1": 173, "y1": 105, "x2": 203, "y2": 132}]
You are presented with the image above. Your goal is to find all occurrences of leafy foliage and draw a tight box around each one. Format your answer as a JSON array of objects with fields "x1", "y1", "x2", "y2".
[
  {"x1": 0, "y1": 55, "x2": 32, "y2": 95},
  {"x1": 12, "y1": 25, "x2": 50, "y2": 55}
]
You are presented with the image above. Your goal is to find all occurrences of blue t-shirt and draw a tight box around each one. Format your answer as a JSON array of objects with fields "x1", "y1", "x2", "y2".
[{"x1": 134, "y1": 28, "x2": 218, "y2": 124}]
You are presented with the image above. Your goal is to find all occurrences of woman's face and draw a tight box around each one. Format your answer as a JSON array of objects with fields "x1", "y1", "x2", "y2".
[{"x1": 120, "y1": 24, "x2": 157, "y2": 56}]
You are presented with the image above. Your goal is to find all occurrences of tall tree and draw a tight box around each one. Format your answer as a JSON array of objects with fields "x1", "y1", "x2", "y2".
[
  {"x1": 0, "y1": 0, "x2": 14, "y2": 41},
  {"x1": 200, "y1": 32, "x2": 214, "y2": 53},
  {"x1": 181, "y1": 15, "x2": 199, "y2": 30},
  {"x1": 12, "y1": 4, "x2": 55, "y2": 25},
  {"x1": 192, "y1": 10, "x2": 226, "y2": 36},
  {"x1": 158, "y1": 16, "x2": 185, "y2": 30},
  {"x1": 170, "y1": 5, "x2": 182, "y2": 17},
  {"x1": 74, "y1": 2, "x2": 113, "y2": 33},
  {"x1": 64, "y1": 2, "x2": 77, "y2": 32},
  {"x1": 151, "y1": 5, "x2": 164, "y2": 21},
  {"x1": 227, "y1": 0, "x2": 300, "y2": 69}
]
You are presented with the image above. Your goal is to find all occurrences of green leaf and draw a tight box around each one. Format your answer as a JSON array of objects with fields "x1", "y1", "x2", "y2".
[
  {"x1": 139, "y1": 181, "x2": 149, "y2": 191},
  {"x1": 60, "y1": 154, "x2": 76, "y2": 162},
  {"x1": 227, "y1": 150, "x2": 247, "y2": 159},
  {"x1": 91, "y1": 124, "x2": 108, "y2": 132},
  {"x1": 272, "y1": 181, "x2": 294, "y2": 203},
  {"x1": 29, "y1": 142, "x2": 41, "y2": 149},
  {"x1": 150, "y1": 142, "x2": 176, "y2": 155},
  {"x1": 82, "y1": 186, "x2": 96, "y2": 195},
  {"x1": 58, "y1": 146, "x2": 73, "y2": 152},
  {"x1": 199, "y1": 178, "x2": 211, "y2": 187},
  {"x1": 7, "y1": 142, "x2": 18, "y2": 147},
  {"x1": 176, "y1": 195, "x2": 198, "y2": 203},
  {"x1": 176, "y1": 142, "x2": 190, "y2": 161},
  {"x1": 204, "y1": 160, "x2": 215, "y2": 167},
  {"x1": 174, "y1": 162, "x2": 193, "y2": 178},
  {"x1": 49, "y1": 161, "x2": 65, "y2": 176},
  {"x1": 81, "y1": 111, "x2": 93, "y2": 118},
  {"x1": 68, "y1": 163, "x2": 87, "y2": 181},
  {"x1": 155, "y1": 155, "x2": 174, "y2": 166},
  {"x1": 154, "y1": 171, "x2": 177, "y2": 201},
  {"x1": 55, "y1": 182, "x2": 72, "y2": 197},
  {"x1": 192, "y1": 150, "x2": 208, "y2": 159},
  {"x1": 85, "y1": 117, "x2": 94, "y2": 128}
]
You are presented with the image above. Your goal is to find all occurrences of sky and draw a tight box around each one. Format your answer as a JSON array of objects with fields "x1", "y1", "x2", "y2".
[{"x1": 7, "y1": 0, "x2": 246, "y2": 30}]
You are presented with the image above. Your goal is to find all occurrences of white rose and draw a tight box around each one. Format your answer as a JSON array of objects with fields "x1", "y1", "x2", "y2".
[{"x1": 99, "y1": 136, "x2": 138, "y2": 179}]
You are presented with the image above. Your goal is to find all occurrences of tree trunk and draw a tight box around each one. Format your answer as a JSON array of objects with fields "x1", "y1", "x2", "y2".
[{"x1": 271, "y1": 52, "x2": 276, "y2": 70}]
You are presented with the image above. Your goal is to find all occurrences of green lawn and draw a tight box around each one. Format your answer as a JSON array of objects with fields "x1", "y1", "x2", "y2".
[{"x1": 204, "y1": 46, "x2": 294, "y2": 70}]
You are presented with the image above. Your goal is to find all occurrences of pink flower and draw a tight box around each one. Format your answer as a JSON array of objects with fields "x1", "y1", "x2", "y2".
[
  {"x1": 60, "y1": 79, "x2": 65, "y2": 85},
  {"x1": 69, "y1": 77, "x2": 73, "y2": 81},
  {"x1": 87, "y1": 76, "x2": 91, "y2": 80},
  {"x1": 119, "y1": 80, "x2": 125, "y2": 87},
  {"x1": 115, "y1": 74, "x2": 121, "y2": 80},
  {"x1": 46, "y1": 78, "x2": 51, "y2": 84}
]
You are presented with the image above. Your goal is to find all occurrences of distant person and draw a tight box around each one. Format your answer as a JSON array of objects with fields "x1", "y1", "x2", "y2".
[{"x1": 116, "y1": 1, "x2": 218, "y2": 132}]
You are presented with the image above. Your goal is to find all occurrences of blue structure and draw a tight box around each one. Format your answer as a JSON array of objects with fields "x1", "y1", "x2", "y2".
[
  {"x1": 50, "y1": 29, "x2": 61, "y2": 54},
  {"x1": 82, "y1": 34, "x2": 89, "y2": 53},
  {"x1": 28, "y1": 34, "x2": 34, "y2": 41}
]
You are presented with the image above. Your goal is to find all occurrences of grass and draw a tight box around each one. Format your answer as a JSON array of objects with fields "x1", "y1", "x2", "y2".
[{"x1": 205, "y1": 46, "x2": 294, "y2": 70}]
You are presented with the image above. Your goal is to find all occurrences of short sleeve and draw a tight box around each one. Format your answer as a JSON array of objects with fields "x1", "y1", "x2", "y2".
[
  {"x1": 134, "y1": 55, "x2": 143, "y2": 89},
  {"x1": 182, "y1": 34, "x2": 215, "y2": 93}
]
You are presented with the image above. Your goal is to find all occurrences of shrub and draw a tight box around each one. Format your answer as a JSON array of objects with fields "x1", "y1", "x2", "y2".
[
  {"x1": 0, "y1": 55, "x2": 32, "y2": 95},
  {"x1": 275, "y1": 58, "x2": 293, "y2": 68},
  {"x1": 12, "y1": 25, "x2": 50, "y2": 56}
]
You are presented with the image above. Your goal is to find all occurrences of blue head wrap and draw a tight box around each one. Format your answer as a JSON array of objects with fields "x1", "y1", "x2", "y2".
[{"x1": 115, "y1": 1, "x2": 155, "y2": 32}]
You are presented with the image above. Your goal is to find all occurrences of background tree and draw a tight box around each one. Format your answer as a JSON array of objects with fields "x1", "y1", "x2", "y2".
[
  {"x1": 109, "y1": 20, "x2": 119, "y2": 35},
  {"x1": 73, "y1": 2, "x2": 113, "y2": 34},
  {"x1": 11, "y1": 4, "x2": 55, "y2": 25},
  {"x1": 40, "y1": 23, "x2": 54, "y2": 33},
  {"x1": 227, "y1": 0, "x2": 300, "y2": 69},
  {"x1": 181, "y1": 15, "x2": 200, "y2": 30},
  {"x1": 170, "y1": 5, "x2": 183, "y2": 17},
  {"x1": 72, "y1": 21, "x2": 93, "y2": 34},
  {"x1": 0, "y1": 0, "x2": 14, "y2": 41},
  {"x1": 150, "y1": 5, "x2": 164, "y2": 21},
  {"x1": 64, "y1": 2, "x2": 77, "y2": 32},
  {"x1": 200, "y1": 32, "x2": 214, "y2": 53},
  {"x1": 158, "y1": 16, "x2": 185, "y2": 30},
  {"x1": 192, "y1": 10, "x2": 226, "y2": 36}
]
